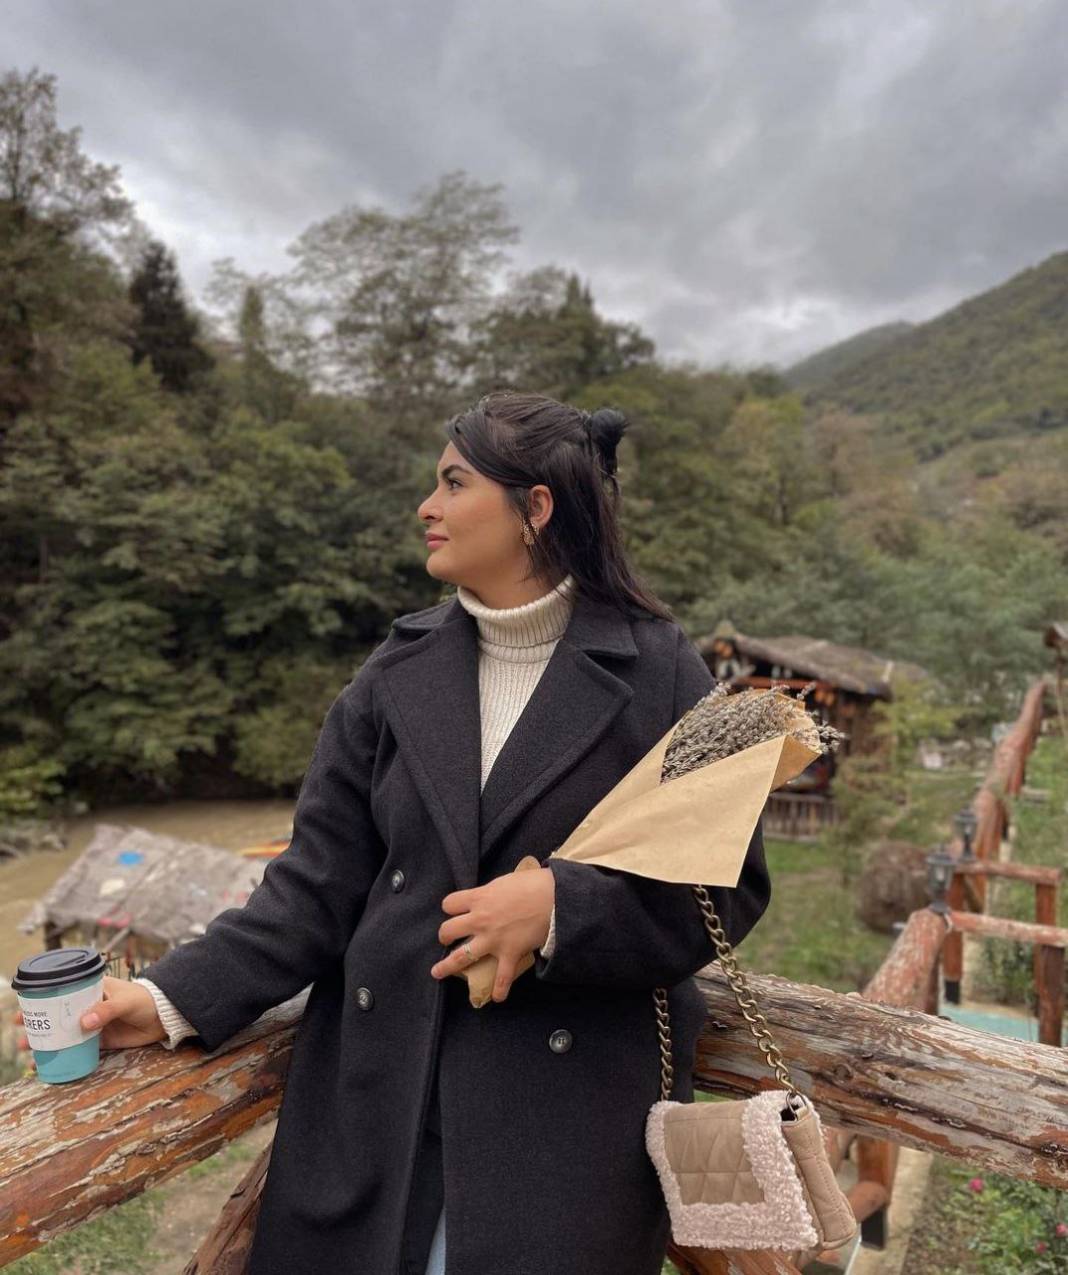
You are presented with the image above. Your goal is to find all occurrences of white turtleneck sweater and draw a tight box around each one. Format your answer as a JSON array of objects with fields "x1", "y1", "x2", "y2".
[{"x1": 136, "y1": 573, "x2": 574, "y2": 1049}]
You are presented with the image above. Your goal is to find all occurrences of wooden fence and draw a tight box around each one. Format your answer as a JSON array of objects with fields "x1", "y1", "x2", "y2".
[
  {"x1": 1, "y1": 677, "x2": 1063, "y2": 1274},
  {"x1": 763, "y1": 791, "x2": 838, "y2": 841},
  {"x1": 3, "y1": 921, "x2": 1066, "y2": 1272}
]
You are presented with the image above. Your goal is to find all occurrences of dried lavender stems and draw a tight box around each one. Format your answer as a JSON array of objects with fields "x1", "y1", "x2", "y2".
[{"x1": 660, "y1": 680, "x2": 846, "y2": 783}]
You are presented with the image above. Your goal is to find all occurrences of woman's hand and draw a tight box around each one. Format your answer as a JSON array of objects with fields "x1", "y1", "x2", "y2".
[
  {"x1": 430, "y1": 864, "x2": 556, "y2": 1002},
  {"x1": 15, "y1": 975, "x2": 168, "y2": 1058}
]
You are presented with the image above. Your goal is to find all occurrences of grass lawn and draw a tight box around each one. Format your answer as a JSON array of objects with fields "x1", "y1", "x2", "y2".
[
  {"x1": 7, "y1": 1187, "x2": 165, "y2": 1275},
  {"x1": 738, "y1": 763, "x2": 981, "y2": 992},
  {"x1": 734, "y1": 832, "x2": 896, "y2": 992}
]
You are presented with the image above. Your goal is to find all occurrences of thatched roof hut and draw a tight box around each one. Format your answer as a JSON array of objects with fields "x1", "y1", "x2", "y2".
[{"x1": 18, "y1": 823, "x2": 268, "y2": 968}]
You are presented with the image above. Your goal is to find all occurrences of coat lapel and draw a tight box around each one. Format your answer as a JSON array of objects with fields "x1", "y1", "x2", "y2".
[{"x1": 377, "y1": 588, "x2": 639, "y2": 892}]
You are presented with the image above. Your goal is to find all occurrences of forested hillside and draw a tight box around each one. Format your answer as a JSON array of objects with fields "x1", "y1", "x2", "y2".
[
  {"x1": 1, "y1": 67, "x2": 1064, "y2": 816},
  {"x1": 783, "y1": 321, "x2": 913, "y2": 392},
  {"x1": 791, "y1": 251, "x2": 1068, "y2": 460}
]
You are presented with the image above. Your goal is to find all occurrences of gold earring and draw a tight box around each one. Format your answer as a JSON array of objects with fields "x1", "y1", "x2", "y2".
[{"x1": 522, "y1": 519, "x2": 538, "y2": 546}]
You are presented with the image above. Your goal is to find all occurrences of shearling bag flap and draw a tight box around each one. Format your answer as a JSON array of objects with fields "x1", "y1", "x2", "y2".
[{"x1": 645, "y1": 1088, "x2": 856, "y2": 1253}]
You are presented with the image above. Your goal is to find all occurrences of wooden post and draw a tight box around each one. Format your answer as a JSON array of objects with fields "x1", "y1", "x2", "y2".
[
  {"x1": 1035, "y1": 944, "x2": 1066, "y2": 1049},
  {"x1": 943, "y1": 872, "x2": 965, "y2": 1004},
  {"x1": 923, "y1": 949, "x2": 940, "y2": 1016},
  {"x1": 854, "y1": 1139, "x2": 894, "y2": 1249},
  {"x1": 1036, "y1": 880, "x2": 1058, "y2": 1010},
  {"x1": 182, "y1": 1142, "x2": 272, "y2": 1275}
]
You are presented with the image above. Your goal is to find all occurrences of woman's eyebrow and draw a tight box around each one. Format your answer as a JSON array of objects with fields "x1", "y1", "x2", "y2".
[{"x1": 439, "y1": 463, "x2": 474, "y2": 479}]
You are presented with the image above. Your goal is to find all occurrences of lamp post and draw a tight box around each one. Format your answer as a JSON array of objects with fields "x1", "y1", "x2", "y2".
[
  {"x1": 954, "y1": 806, "x2": 978, "y2": 861},
  {"x1": 926, "y1": 844, "x2": 955, "y2": 915},
  {"x1": 927, "y1": 843, "x2": 959, "y2": 1004}
]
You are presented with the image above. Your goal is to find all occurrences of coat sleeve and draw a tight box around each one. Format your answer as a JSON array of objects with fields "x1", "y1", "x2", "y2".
[
  {"x1": 138, "y1": 672, "x2": 387, "y2": 1052},
  {"x1": 532, "y1": 626, "x2": 771, "y2": 991}
]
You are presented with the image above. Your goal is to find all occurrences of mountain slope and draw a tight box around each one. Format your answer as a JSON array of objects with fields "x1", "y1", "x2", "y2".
[
  {"x1": 783, "y1": 321, "x2": 913, "y2": 391},
  {"x1": 798, "y1": 251, "x2": 1068, "y2": 460}
]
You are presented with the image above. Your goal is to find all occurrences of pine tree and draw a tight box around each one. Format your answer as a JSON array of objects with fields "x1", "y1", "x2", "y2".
[
  {"x1": 128, "y1": 239, "x2": 214, "y2": 393},
  {"x1": 237, "y1": 284, "x2": 297, "y2": 422}
]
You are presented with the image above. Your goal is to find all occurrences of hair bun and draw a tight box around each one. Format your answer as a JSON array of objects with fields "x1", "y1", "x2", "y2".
[{"x1": 586, "y1": 408, "x2": 627, "y2": 477}]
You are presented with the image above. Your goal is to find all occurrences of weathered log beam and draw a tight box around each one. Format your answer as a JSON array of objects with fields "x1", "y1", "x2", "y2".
[
  {"x1": 666, "y1": 1243, "x2": 803, "y2": 1273},
  {"x1": 5, "y1": 968, "x2": 1068, "y2": 1268},
  {"x1": 954, "y1": 860, "x2": 1062, "y2": 885},
  {"x1": 0, "y1": 992, "x2": 307, "y2": 1268},
  {"x1": 946, "y1": 676, "x2": 1045, "y2": 944},
  {"x1": 948, "y1": 909, "x2": 1068, "y2": 948},
  {"x1": 859, "y1": 906, "x2": 948, "y2": 1008},
  {"x1": 689, "y1": 966, "x2": 1068, "y2": 1188}
]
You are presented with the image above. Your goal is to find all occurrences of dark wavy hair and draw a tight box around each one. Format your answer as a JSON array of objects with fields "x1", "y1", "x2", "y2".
[{"x1": 443, "y1": 391, "x2": 674, "y2": 622}]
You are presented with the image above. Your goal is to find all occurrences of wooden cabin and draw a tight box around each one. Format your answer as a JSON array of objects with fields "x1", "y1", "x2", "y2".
[{"x1": 695, "y1": 622, "x2": 932, "y2": 838}]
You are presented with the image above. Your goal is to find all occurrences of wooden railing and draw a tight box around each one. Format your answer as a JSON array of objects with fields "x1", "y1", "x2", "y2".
[
  {"x1": 843, "y1": 672, "x2": 1061, "y2": 1256},
  {"x1": 3, "y1": 944, "x2": 1067, "y2": 1273},
  {"x1": 2, "y1": 677, "x2": 1061, "y2": 1275}
]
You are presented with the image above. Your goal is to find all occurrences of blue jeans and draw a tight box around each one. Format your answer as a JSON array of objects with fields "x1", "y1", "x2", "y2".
[{"x1": 423, "y1": 1205, "x2": 446, "y2": 1275}]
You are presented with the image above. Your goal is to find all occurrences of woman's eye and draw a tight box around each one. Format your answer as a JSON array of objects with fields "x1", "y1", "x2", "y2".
[{"x1": 446, "y1": 478, "x2": 461, "y2": 490}]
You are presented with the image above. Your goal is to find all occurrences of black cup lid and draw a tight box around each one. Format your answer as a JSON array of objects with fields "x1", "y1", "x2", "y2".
[{"x1": 11, "y1": 946, "x2": 107, "y2": 992}]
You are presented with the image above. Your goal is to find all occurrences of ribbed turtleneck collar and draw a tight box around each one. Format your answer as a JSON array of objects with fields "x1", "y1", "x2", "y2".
[{"x1": 455, "y1": 573, "x2": 576, "y2": 663}]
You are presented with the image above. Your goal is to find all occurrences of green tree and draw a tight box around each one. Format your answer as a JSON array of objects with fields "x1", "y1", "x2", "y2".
[
  {"x1": 0, "y1": 342, "x2": 231, "y2": 792},
  {"x1": 127, "y1": 239, "x2": 214, "y2": 393},
  {"x1": 235, "y1": 283, "x2": 299, "y2": 422},
  {"x1": 288, "y1": 169, "x2": 519, "y2": 437},
  {"x1": 0, "y1": 66, "x2": 136, "y2": 424},
  {"x1": 718, "y1": 392, "x2": 816, "y2": 529},
  {"x1": 469, "y1": 267, "x2": 655, "y2": 400},
  {"x1": 582, "y1": 363, "x2": 761, "y2": 623}
]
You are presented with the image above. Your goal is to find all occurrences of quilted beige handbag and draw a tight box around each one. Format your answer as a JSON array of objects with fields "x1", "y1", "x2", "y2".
[{"x1": 645, "y1": 883, "x2": 858, "y2": 1255}]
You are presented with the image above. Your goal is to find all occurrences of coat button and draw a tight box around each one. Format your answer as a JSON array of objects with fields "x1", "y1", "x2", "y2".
[
  {"x1": 548, "y1": 1028, "x2": 573, "y2": 1053},
  {"x1": 356, "y1": 986, "x2": 374, "y2": 1011},
  {"x1": 390, "y1": 869, "x2": 405, "y2": 892}
]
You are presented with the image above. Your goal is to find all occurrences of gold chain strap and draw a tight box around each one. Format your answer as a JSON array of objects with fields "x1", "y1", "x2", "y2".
[{"x1": 655, "y1": 884, "x2": 805, "y2": 1112}]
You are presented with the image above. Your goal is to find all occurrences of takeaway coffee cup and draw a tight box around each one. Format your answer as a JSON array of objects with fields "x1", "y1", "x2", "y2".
[{"x1": 12, "y1": 946, "x2": 107, "y2": 1084}]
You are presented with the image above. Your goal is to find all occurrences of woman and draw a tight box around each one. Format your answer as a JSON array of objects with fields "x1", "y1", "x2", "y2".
[{"x1": 40, "y1": 392, "x2": 771, "y2": 1274}]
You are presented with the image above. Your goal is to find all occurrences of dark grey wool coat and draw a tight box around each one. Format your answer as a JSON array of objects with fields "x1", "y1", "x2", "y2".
[{"x1": 142, "y1": 587, "x2": 771, "y2": 1275}]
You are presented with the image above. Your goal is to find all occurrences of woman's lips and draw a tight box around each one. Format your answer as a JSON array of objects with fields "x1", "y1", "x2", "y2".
[{"x1": 426, "y1": 537, "x2": 447, "y2": 548}]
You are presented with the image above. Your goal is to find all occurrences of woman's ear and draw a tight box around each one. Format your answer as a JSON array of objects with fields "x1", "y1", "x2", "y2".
[{"x1": 529, "y1": 484, "x2": 554, "y2": 528}]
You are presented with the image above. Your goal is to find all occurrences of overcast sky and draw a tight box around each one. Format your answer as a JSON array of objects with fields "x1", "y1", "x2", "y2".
[{"x1": 9, "y1": 0, "x2": 1068, "y2": 369}]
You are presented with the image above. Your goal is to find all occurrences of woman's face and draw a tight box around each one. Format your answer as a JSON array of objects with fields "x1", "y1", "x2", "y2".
[{"x1": 416, "y1": 441, "x2": 556, "y2": 606}]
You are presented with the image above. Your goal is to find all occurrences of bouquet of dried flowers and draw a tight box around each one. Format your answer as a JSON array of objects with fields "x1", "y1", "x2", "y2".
[{"x1": 458, "y1": 680, "x2": 844, "y2": 1006}]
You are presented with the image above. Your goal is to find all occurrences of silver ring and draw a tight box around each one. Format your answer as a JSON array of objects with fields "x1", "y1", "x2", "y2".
[{"x1": 462, "y1": 940, "x2": 474, "y2": 961}]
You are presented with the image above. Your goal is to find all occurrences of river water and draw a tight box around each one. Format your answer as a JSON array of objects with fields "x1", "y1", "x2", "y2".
[{"x1": 0, "y1": 799, "x2": 294, "y2": 978}]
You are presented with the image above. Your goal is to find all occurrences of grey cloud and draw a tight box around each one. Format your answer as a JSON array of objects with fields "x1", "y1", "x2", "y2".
[{"x1": 10, "y1": 0, "x2": 1068, "y2": 368}]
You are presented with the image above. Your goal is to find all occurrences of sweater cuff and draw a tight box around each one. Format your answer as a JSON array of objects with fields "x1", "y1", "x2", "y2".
[
  {"x1": 134, "y1": 977, "x2": 199, "y2": 1050},
  {"x1": 537, "y1": 903, "x2": 557, "y2": 959}
]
